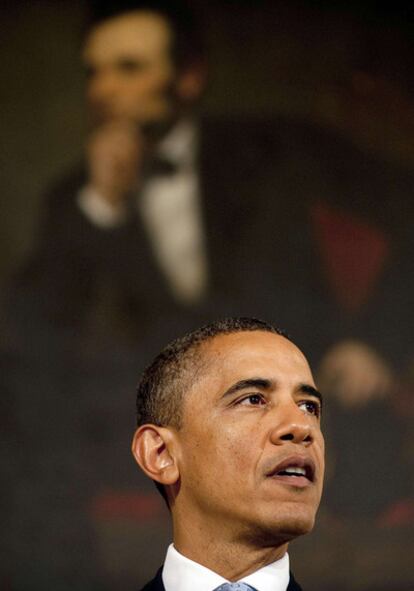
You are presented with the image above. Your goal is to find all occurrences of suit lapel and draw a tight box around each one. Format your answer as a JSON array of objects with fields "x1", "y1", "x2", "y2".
[
  {"x1": 287, "y1": 571, "x2": 303, "y2": 590},
  {"x1": 139, "y1": 567, "x2": 165, "y2": 591}
]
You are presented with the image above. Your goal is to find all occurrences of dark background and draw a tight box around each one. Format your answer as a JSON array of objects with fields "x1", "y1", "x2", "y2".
[{"x1": 1, "y1": 1, "x2": 413, "y2": 590}]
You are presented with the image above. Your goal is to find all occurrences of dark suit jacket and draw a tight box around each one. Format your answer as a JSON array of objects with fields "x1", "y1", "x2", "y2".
[{"x1": 139, "y1": 567, "x2": 303, "y2": 591}]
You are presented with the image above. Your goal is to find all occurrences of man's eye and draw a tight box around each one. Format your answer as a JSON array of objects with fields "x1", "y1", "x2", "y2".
[
  {"x1": 118, "y1": 59, "x2": 148, "y2": 74},
  {"x1": 298, "y1": 400, "x2": 321, "y2": 417},
  {"x1": 238, "y1": 394, "x2": 266, "y2": 406}
]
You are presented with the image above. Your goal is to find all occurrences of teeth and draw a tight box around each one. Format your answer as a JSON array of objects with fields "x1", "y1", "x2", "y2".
[{"x1": 282, "y1": 466, "x2": 306, "y2": 476}]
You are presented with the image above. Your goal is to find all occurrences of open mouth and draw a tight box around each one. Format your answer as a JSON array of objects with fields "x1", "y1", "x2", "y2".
[{"x1": 266, "y1": 456, "x2": 315, "y2": 486}]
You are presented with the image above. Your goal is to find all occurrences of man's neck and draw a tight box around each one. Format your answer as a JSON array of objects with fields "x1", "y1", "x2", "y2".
[{"x1": 173, "y1": 522, "x2": 288, "y2": 581}]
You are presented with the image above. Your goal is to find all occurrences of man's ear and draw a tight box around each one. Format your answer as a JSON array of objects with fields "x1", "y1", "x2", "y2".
[
  {"x1": 176, "y1": 63, "x2": 207, "y2": 102},
  {"x1": 131, "y1": 424, "x2": 179, "y2": 487}
]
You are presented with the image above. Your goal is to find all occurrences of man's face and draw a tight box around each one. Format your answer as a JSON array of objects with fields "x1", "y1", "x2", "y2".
[
  {"x1": 82, "y1": 11, "x2": 178, "y2": 127},
  {"x1": 174, "y1": 331, "x2": 325, "y2": 545}
]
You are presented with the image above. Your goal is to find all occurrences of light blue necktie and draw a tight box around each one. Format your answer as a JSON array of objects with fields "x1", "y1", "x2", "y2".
[{"x1": 213, "y1": 584, "x2": 258, "y2": 591}]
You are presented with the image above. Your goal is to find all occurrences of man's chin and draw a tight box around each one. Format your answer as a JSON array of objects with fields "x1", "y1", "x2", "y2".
[
  {"x1": 239, "y1": 511, "x2": 315, "y2": 547},
  {"x1": 247, "y1": 508, "x2": 317, "y2": 546},
  {"x1": 273, "y1": 512, "x2": 316, "y2": 540}
]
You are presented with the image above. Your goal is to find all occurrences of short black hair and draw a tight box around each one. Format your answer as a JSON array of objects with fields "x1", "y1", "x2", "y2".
[
  {"x1": 135, "y1": 317, "x2": 288, "y2": 504},
  {"x1": 86, "y1": 0, "x2": 205, "y2": 70},
  {"x1": 136, "y1": 317, "x2": 288, "y2": 429}
]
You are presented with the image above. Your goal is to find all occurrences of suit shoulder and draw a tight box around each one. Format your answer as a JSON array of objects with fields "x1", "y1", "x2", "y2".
[
  {"x1": 138, "y1": 568, "x2": 164, "y2": 591},
  {"x1": 288, "y1": 571, "x2": 303, "y2": 591}
]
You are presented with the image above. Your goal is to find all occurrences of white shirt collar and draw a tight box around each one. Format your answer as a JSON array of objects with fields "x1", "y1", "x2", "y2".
[
  {"x1": 162, "y1": 544, "x2": 290, "y2": 591},
  {"x1": 156, "y1": 119, "x2": 198, "y2": 168}
]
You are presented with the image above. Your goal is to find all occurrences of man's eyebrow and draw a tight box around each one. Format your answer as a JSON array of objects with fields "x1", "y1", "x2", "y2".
[
  {"x1": 222, "y1": 378, "x2": 273, "y2": 398},
  {"x1": 221, "y1": 379, "x2": 323, "y2": 406},
  {"x1": 299, "y1": 383, "x2": 323, "y2": 405}
]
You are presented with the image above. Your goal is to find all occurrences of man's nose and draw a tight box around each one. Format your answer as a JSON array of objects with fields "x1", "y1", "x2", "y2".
[{"x1": 269, "y1": 403, "x2": 313, "y2": 446}]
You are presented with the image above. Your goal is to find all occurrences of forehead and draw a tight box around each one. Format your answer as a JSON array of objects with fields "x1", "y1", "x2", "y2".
[
  {"x1": 83, "y1": 11, "x2": 172, "y2": 63},
  {"x1": 193, "y1": 331, "x2": 314, "y2": 394}
]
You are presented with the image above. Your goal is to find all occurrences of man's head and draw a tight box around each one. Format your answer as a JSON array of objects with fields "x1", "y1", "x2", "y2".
[
  {"x1": 132, "y1": 317, "x2": 325, "y2": 552},
  {"x1": 83, "y1": 1, "x2": 206, "y2": 129}
]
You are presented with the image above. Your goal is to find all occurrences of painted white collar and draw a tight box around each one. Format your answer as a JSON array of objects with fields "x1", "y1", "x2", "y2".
[{"x1": 156, "y1": 119, "x2": 198, "y2": 168}]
